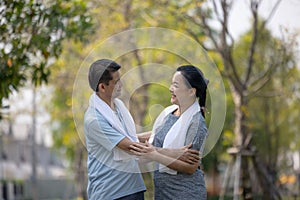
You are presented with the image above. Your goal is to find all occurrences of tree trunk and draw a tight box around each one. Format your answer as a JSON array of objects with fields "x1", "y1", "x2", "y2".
[
  {"x1": 252, "y1": 154, "x2": 282, "y2": 200},
  {"x1": 74, "y1": 145, "x2": 87, "y2": 200},
  {"x1": 122, "y1": 0, "x2": 150, "y2": 132},
  {"x1": 230, "y1": 83, "x2": 256, "y2": 199}
]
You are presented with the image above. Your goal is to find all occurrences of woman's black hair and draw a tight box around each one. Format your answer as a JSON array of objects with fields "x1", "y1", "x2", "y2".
[{"x1": 177, "y1": 65, "x2": 209, "y2": 118}]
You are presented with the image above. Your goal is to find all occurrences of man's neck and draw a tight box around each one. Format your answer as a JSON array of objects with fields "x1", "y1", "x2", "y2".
[{"x1": 96, "y1": 93, "x2": 115, "y2": 110}]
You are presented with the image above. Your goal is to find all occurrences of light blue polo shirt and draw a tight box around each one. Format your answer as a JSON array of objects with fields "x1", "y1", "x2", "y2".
[{"x1": 84, "y1": 106, "x2": 146, "y2": 200}]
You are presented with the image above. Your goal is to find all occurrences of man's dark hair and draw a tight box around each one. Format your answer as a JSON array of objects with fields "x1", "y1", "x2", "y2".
[
  {"x1": 97, "y1": 63, "x2": 121, "y2": 90},
  {"x1": 88, "y1": 59, "x2": 121, "y2": 92}
]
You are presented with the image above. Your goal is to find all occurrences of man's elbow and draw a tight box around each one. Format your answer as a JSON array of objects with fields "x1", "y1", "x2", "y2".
[{"x1": 116, "y1": 139, "x2": 134, "y2": 153}]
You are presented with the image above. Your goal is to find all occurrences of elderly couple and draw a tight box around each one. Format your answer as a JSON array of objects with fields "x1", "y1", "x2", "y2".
[{"x1": 84, "y1": 59, "x2": 209, "y2": 200}]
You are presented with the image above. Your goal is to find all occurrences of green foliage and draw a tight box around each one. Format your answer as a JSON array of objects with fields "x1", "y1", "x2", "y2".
[
  {"x1": 143, "y1": 1, "x2": 300, "y2": 184},
  {"x1": 249, "y1": 48, "x2": 300, "y2": 171},
  {"x1": 49, "y1": 41, "x2": 87, "y2": 163},
  {"x1": 233, "y1": 20, "x2": 275, "y2": 80},
  {"x1": 0, "y1": 0, "x2": 93, "y2": 107},
  {"x1": 48, "y1": 2, "x2": 300, "y2": 196},
  {"x1": 142, "y1": 83, "x2": 171, "y2": 131}
]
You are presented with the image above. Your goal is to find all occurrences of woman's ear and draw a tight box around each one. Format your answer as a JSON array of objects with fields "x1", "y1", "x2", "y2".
[{"x1": 190, "y1": 88, "x2": 197, "y2": 97}]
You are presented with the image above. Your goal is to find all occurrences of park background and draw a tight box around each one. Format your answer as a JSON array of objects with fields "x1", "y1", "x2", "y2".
[{"x1": 1, "y1": 0, "x2": 300, "y2": 199}]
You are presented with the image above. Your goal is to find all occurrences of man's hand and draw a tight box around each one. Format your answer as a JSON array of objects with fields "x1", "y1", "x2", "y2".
[
  {"x1": 130, "y1": 142, "x2": 200, "y2": 165},
  {"x1": 130, "y1": 141, "x2": 157, "y2": 159}
]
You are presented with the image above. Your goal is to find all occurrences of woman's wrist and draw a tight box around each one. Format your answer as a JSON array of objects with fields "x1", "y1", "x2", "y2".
[{"x1": 147, "y1": 150, "x2": 160, "y2": 160}]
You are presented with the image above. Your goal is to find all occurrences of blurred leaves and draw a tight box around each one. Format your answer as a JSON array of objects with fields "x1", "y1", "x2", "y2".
[
  {"x1": 46, "y1": 1, "x2": 300, "y2": 194},
  {"x1": 0, "y1": 0, "x2": 93, "y2": 106}
]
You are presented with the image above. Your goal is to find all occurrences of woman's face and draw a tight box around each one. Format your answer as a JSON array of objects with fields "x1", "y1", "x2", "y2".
[{"x1": 169, "y1": 72, "x2": 194, "y2": 105}]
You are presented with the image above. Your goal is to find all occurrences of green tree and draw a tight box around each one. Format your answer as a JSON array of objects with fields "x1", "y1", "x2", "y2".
[
  {"x1": 48, "y1": 1, "x2": 300, "y2": 199},
  {"x1": 249, "y1": 30, "x2": 300, "y2": 190},
  {"x1": 0, "y1": 0, "x2": 93, "y2": 111},
  {"x1": 142, "y1": 0, "x2": 299, "y2": 199},
  {"x1": 50, "y1": 40, "x2": 90, "y2": 199},
  {"x1": 0, "y1": 1, "x2": 93, "y2": 199},
  {"x1": 49, "y1": 2, "x2": 195, "y2": 199},
  {"x1": 49, "y1": 1, "x2": 156, "y2": 199}
]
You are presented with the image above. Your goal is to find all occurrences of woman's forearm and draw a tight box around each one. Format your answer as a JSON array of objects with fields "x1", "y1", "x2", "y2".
[
  {"x1": 130, "y1": 142, "x2": 199, "y2": 174},
  {"x1": 156, "y1": 146, "x2": 200, "y2": 165},
  {"x1": 149, "y1": 151, "x2": 198, "y2": 174}
]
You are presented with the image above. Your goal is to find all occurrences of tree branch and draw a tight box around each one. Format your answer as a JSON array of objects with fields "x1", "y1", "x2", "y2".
[
  {"x1": 258, "y1": 0, "x2": 282, "y2": 36},
  {"x1": 244, "y1": 0, "x2": 260, "y2": 85},
  {"x1": 197, "y1": 7, "x2": 220, "y2": 52},
  {"x1": 261, "y1": 0, "x2": 282, "y2": 30},
  {"x1": 247, "y1": 74, "x2": 271, "y2": 97},
  {"x1": 246, "y1": 60, "x2": 277, "y2": 98},
  {"x1": 185, "y1": 28, "x2": 217, "y2": 52},
  {"x1": 212, "y1": 0, "x2": 223, "y2": 24},
  {"x1": 219, "y1": 0, "x2": 244, "y2": 93}
]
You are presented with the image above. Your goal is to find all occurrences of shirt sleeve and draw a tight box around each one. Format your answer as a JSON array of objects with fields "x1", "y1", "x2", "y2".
[
  {"x1": 185, "y1": 113, "x2": 208, "y2": 152},
  {"x1": 86, "y1": 111, "x2": 125, "y2": 152}
]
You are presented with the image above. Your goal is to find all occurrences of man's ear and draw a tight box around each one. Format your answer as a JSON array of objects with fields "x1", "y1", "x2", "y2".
[{"x1": 98, "y1": 83, "x2": 106, "y2": 92}]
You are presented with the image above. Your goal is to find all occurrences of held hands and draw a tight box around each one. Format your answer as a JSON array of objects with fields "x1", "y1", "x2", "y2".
[
  {"x1": 130, "y1": 140, "x2": 157, "y2": 159},
  {"x1": 130, "y1": 142, "x2": 200, "y2": 165}
]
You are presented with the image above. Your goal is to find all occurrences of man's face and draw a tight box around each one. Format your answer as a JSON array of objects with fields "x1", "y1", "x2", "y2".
[{"x1": 105, "y1": 71, "x2": 122, "y2": 98}]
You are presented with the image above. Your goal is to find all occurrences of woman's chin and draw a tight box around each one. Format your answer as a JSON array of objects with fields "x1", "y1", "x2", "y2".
[{"x1": 170, "y1": 99, "x2": 177, "y2": 105}]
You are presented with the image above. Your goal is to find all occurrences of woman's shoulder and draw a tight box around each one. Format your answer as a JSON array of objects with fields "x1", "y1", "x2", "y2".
[
  {"x1": 191, "y1": 111, "x2": 205, "y2": 123},
  {"x1": 189, "y1": 111, "x2": 207, "y2": 135}
]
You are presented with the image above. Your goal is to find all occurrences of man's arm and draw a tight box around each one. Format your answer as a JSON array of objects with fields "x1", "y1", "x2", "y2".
[
  {"x1": 136, "y1": 131, "x2": 199, "y2": 164},
  {"x1": 116, "y1": 136, "x2": 199, "y2": 165},
  {"x1": 116, "y1": 137, "x2": 142, "y2": 154}
]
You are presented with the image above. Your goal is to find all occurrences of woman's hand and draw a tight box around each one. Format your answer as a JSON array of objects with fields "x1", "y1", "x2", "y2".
[
  {"x1": 177, "y1": 144, "x2": 200, "y2": 165},
  {"x1": 161, "y1": 144, "x2": 200, "y2": 164}
]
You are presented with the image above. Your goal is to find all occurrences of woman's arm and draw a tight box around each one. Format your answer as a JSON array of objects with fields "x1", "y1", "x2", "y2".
[
  {"x1": 137, "y1": 131, "x2": 200, "y2": 164},
  {"x1": 156, "y1": 145, "x2": 200, "y2": 165},
  {"x1": 130, "y1": 142, "x2": 199, "y2": 174}
]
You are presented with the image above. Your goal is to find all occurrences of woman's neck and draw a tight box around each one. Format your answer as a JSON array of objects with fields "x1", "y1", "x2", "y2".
[{"x1": 175, "y1": 99, "x2": 196, "y2": 116}]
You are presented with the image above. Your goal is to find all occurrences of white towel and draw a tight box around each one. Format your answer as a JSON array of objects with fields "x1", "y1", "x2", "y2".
[
  {"x1": 150, "y1": 101, "x2": 200, "y2": 174},
  {"x1": 89, "y1": 93, "x2": 138, "y2": 161}
]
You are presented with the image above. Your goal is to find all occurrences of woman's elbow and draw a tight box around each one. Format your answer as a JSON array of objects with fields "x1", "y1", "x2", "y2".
[
  {"x1": 182, "y1": 165, "x2": 198, "y2": 175},
  {"x1": 186, "y1": 168, "x2": 197, "y2": 175}
]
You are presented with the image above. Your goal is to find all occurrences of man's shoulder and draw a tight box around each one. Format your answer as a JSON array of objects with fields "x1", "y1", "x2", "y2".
[{"x1": 84, "y1": 106, "x2": 106, "y2": 125}]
